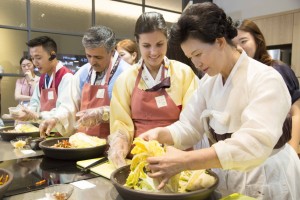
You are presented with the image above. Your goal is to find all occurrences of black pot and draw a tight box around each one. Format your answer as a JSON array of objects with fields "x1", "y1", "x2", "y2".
[
  {"x1": 110, "y1": 165, "x2": 219, "y2": 200},
  {"x1": 0, "y1": 127, "x2": 39, "y2": 141},
  {"x1": 39, "y1": 137, "x2": 107, "y2": 160}
]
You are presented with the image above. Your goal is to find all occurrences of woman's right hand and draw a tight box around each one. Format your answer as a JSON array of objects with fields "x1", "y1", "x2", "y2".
[{"x1": 24, "y1": 71, "x2": 33, "y2": 83}]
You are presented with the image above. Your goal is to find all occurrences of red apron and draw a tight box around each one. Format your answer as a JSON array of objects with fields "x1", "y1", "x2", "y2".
[
  {"x1": 131, "y1": 64, "x2": 181, "y2": 137},
  {"x1": 39, "y1": 66, "x2": 72, "y2": 111},
  {"x1": 78, "y1": 56, "x2": 121, "y2": 138},
  {"x1": 40, "y1": 73, "x2": 57, "y2": 112}
]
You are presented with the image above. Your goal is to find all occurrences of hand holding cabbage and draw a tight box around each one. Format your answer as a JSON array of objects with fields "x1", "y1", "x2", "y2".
[{"x1": 125, "y1": 138, "x2": 216, "y2": 192}]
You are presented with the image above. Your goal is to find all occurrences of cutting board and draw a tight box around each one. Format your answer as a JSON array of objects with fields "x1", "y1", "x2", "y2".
[{"x1": 77, "y1": 157, "x2": 131, "y2": 179}]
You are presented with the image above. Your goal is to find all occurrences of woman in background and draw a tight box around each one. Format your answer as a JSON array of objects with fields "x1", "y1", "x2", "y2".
[
  {"x1": 15, "y1": 55, "x2": 40, "y2": 106},
  {"x1": 116, "y1": 39, "x2": 139, "y2": 65},
  {"x1": 233, "y1": 19, "x2": 300, "y2": 153}
]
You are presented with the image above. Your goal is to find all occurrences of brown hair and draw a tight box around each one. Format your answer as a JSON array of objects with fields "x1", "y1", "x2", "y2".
[
  {"x1": 235, "y1": 19, "x2": 273, "y2": 66},
  {"x1": 117, "y1": 39, "x2": 139, "y2": 63},
  {"x1": 134, "y1": 12, "x2": 168, "y2": 43}
]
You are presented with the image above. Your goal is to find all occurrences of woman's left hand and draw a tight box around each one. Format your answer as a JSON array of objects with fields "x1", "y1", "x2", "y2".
[{"x1": 147, "y1": 146, "x2": 188, "y2": 190}]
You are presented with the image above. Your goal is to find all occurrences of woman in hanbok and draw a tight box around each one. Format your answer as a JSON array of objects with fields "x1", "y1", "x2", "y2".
[{"x1": 140, "y1": 3, "x2": 300, "y2": 199}]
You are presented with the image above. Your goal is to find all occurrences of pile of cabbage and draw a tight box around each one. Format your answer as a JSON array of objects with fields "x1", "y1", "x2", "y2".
[
  {"x1": 125, "y1": 138, "x2": 216, "y2": 193},
  {"x1": 69, "y1": 132, "x2": 106, "y2": 148},
  {"x1": 11, "y1": 124, "x2": 39, "y2": 132}
]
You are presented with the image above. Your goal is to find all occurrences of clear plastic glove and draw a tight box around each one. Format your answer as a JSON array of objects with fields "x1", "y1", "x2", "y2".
[
  {"x1": 76, "y1": 106, "x2": 110, "y2": 128},
  {"x1": 11, "y1": 106, "x2": 39, "y2": 122},
  {"x1": 107, "y1": 131, "x2": 130, "y2": 169},
  {"x1": 139, "y1": 127, "x2": 173, "y2": 145},
  {"x1": 39, "y1": 118, "x2": 58, "y2": 137}
]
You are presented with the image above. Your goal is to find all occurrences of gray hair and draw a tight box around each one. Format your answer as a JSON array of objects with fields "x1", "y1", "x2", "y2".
[{"x1": 82, "y1": 26, "x2": 116, "y2": 51}]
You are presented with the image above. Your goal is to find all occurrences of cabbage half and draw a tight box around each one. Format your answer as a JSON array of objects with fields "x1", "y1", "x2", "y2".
[
  {"x1": 124, "y1": 138, "x2": 216, "y2": 193},
  {"x1": 124, "y1": 138, "x2": 179, "y2": 192}
]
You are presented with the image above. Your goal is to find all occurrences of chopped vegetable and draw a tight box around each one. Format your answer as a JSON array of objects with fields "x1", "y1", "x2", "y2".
[
  {"x1": 52, "y1": 140, "x2": 72, "y2": 148},
  {"x1": 12, "y1": 140, "x2": 26, "y2": 149},
  {"x1": 51, "y1": 192, "x2": 68, "y2": 200},
  {"x1": 0, "y1": 174, "x2": 9, "y2": 185},
  {"x1": 35, "y1": 179, "x2": 46, "y2": 186}
]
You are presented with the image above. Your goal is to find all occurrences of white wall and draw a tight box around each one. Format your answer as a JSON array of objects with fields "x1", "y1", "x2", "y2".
[{"x1": 213, "y1": 0, "x2": 300, "y2": 20}]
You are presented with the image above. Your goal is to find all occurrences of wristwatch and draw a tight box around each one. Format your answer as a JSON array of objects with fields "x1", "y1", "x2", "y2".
[{"x1": 102, "y1": 109, "x2": 109, "y2": 121}]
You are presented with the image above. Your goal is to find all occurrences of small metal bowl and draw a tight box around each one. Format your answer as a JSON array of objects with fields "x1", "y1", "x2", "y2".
[
  {"x1": 0, "y1": 168, "x2": 14, "y2": 199},
  {"x1": 28, "y1": 137, "x2": 45, "y2": 150}
]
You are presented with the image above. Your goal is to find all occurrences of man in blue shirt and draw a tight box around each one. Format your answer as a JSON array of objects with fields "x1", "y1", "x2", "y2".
[{"x1": 40, "y1": 26, "x2": 130, "y2": 138}]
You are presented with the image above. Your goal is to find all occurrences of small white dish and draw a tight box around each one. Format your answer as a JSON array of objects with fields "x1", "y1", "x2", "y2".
[{"x1": 10, "y1": 139, "x2": 27, "y2": 149}]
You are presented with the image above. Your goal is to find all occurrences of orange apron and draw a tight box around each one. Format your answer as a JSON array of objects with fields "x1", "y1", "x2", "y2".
[
  {"x1": 78, "y1": 56, "x2": 121, "y2": 138},
  {"x1": 40, "y1": 73, "x2": 57, "y2": 112},
  {"x1": 131, "y1": 63, "x2": 181, "y2": 137}
]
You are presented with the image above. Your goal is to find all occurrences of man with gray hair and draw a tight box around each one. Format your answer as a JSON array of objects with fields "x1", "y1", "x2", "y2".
[{"x1": 40, "y1": 26, "x2": 130, "y2": 138}]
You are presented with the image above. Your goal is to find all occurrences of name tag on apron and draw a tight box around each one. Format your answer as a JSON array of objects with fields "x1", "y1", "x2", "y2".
[
  {"x1": 96, "y1": 89, "x2": 105, "y2": 99},
  {"x1": 48, "y1": 91, "x2": 54, "y2": 100},
  {"x1": 155, "y1": 95, "x2": 167, "y2": 108}
]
